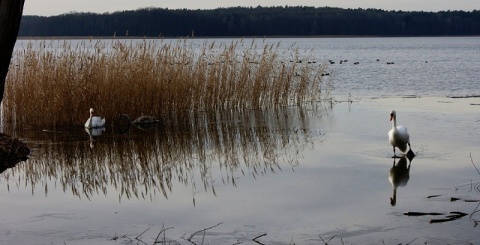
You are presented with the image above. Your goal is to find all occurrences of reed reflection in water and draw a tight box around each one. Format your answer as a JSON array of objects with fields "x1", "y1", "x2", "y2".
[{"x1": 2, "y1": 106, "x2": 327, "y2": 203}]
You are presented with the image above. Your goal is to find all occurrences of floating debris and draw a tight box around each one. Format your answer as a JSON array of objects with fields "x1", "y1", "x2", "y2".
[
  {"x1": 447, "y1": 95, "x2": 480, "y2": 98},
  {"x1": 404, "y1": 211, "x2": 468, "y2": 223},
  {"x1": 404, "y1": 212, "x2": 443, "y2": 216},
  {"x1": 402, "y1": 95, "x2": 420, "y2": 98},
  {"x1": 430, "y1": 211, "x2": 468, "y2": 224}
]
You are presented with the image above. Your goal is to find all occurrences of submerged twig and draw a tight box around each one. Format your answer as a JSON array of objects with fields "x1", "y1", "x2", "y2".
[
  {"x1": 186, "y1": 222, "x2": 223, "y2": 244},
  {"x1": 319, "y1": 235, "x2": 335, "y2": 245},
  {"x1": 470, "y1": 202, "x2": 480, "y2": 227},
  {"x1": 470, "y1": 153, "x2": 480, "y2": 175},
  {"x1": 430, "y1": 211, "x2": 468, "y2": 223},
  {"x1": 253, "y1": 233, "x2": 267, "y2": 245},
  {"x1": 405, "y1": 211, "x2": 468, "y2": 224},
  {"x1": 451, "y1": 197, "x2": 462, "y2": 202},
  {"x1": 404, "y1": 212, "x2": 443, "y2": 216},
  {"x1": 406, "y1": 238, "x2": 418, "y2": 245},
  {"x1": 154, "y1": 225, "x2": 174, "y2": 244},
  {"x1": 135, "y1": 228, "x2": 150, "y2": 245},
  {"x1": 465, "y1": 199, "x2": 480, "y2": 202}
]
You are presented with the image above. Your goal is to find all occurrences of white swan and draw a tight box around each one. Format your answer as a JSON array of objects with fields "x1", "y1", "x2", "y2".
[
  {"x1": 85, "y1": 108, "x2": 106, "y2": 129},
  {"x1": 388, "y1": 110, "x2": 413, "y2": 157}
]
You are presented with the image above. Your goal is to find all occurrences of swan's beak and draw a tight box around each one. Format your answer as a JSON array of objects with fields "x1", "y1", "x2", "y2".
[{"x1": 390, "y1": 115, "x2": 393, "y2": 121}]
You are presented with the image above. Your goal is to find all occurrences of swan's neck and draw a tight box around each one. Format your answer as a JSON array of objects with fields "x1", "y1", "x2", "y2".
[
  {"x1": 392, "y1": 116, "x2": 397, "y2": 129},
  {"x1": 89, "y1": 113, "x2": 93, "y2": 127}
]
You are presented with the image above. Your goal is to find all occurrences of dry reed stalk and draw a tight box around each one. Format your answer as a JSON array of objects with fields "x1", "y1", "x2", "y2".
[{"x1": 3, "y1": 39, "x2": 329, "y2": 129}]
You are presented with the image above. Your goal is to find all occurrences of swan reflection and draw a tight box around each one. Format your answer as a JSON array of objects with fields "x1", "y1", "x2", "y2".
[
  {"x1": 85, "y1": 127, "x2": 106, "y2": 148},
  {"x1": 389, "y1": 155, "x2": 414, "y2": 206},
  {"x1": 5, "y1": 106, "x2": 327, "y2": 202}
]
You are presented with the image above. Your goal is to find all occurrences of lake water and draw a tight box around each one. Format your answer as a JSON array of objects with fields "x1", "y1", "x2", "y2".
[
  {"x1": 189, "y1": 37, "x2": 480, "y2": 98},
  {"x1": 2, "y1": 37, "x2": 480, "y2": 244}
]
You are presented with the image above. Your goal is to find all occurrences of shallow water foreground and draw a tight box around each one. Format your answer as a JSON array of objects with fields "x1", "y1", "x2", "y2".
[{"x1": 1, "y1": 96, "x2": 479, "y2": 244}]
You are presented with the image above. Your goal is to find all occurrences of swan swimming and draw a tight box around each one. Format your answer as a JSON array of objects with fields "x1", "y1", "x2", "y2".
[
  {"x1": 85, "y1": 108, "x2": 106, "y2": 129},
  {"x1": 388, "y1": 110, "x2": 414, "y2": 157},
  {"x1": 119, "y1": 114, "x2": 159, "y2": 125}
]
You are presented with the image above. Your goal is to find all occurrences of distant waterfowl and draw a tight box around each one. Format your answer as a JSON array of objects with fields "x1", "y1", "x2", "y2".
[
  {"x1": 388, "y1": 110, "x2": 414, "y2": 157},
  {"x1": 85, "y1": 108, "x2": 106, "y2": 129},
  {"x1": 119, "y1": 114, "x2": 159, "y2": 125}
]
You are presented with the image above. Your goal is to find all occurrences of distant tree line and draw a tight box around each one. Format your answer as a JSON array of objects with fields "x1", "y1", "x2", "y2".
[{"x1": 19, "y1": 6, "x2": 480, "y2": 37}]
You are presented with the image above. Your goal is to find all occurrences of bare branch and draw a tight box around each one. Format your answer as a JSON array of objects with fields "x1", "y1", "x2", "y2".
[
  {"x1": 470, "y1": 153, "x2": 480, "y2": 175},
  {"x1": 187, "y1": 222, "x2": 223, "y2": 243},
  {"x1": 154, "y1": 225, "x2": 174, "y2": 244},
  {"x1": 135, "y1": 228, "x2": 150, "y2": 245},
  {"x1": 252, "y1": 233, "x2": 267, "y2": 245},
  {"x1": 319, "y1": 235, "x2": 335, "y2": 245}
]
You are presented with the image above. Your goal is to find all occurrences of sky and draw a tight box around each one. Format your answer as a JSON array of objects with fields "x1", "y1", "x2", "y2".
[{"x1": 23, "y1": 0, "x2": 480, "y2": 16}]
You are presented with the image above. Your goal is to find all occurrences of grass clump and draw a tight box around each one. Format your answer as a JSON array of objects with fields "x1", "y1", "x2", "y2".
[{"x1": 3, "y1": 38, "x2": 330, "y2": 129}]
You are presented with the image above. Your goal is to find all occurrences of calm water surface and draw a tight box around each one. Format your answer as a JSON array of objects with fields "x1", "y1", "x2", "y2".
[
  {"x1": 2, "y1": 37, "x2": 480, "y2": 244},
  {"x1": 201, "y1": 36, "x2": 476, "y2": 98}
]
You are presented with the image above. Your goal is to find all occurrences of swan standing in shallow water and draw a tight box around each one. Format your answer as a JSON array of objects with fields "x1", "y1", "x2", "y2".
[
  {"x1": 85, "y1": 108, "x2": 106, "y2": 129},
  {"x1": 388, "y1": 110, "x2": 414, "y2": 157},
  {"x1": 119, "y1": 114, "x2": 159, "y2": 125}
]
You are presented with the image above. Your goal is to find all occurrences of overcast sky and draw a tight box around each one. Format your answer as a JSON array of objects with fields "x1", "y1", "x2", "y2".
[{"x1": 23, "y1": 0, "x2": 480, "y2": 16}]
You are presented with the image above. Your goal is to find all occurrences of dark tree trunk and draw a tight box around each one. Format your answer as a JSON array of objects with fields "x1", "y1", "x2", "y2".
[{"x1": 0, "y1": 0, "x2": 25, "y2": 104}]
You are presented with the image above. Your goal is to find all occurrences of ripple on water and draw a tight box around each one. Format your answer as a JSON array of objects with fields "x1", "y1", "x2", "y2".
[{"x1": 358, "y1": 146, "x2": 452, "y2": 160}]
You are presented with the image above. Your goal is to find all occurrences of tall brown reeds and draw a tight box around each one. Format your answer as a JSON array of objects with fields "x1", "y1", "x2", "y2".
[{"x1": 3, "y1": 38, "x2": 330, "y2": 129}]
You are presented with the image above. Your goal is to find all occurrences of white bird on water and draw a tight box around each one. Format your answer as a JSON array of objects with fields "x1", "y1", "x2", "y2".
[
  {"x1": 388, "y1": 110, "x2": 414, "y2": 157},
  {"x1": 85, "y1": 108, "x2": 106, "y2": 129}
]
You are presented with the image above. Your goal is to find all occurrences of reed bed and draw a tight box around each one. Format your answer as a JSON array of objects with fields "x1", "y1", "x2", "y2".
[{"x1": 3, "y1": 38, "x2": 330, "y2": 129}]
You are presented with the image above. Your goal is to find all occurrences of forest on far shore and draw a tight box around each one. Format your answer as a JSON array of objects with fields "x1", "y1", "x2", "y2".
[{"x1": 19, "y1": 6, "x2": 480, "y2": 37}]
